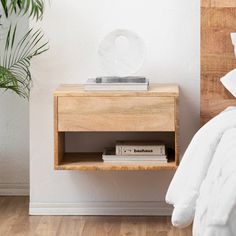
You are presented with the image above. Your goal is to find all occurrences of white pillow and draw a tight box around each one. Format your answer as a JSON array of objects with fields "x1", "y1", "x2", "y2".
[{"x1": 220, "y1": 68, "x2": 236, "y2": 97}]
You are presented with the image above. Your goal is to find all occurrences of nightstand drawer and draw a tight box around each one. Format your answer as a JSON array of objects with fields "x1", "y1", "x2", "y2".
[{"x1": 57, "y1": 96, "x2": 175, "y2": 131}]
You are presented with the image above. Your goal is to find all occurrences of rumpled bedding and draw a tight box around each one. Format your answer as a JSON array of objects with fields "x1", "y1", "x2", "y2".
[
  {"x1": 165, "y1": 106, "x2": 236, "y2": 235},
  {"x1": 193, "y1": 128, "x2": 236, "y2": 236}
]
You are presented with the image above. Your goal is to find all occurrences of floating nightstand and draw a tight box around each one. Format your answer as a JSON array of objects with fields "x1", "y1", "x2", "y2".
[{"x1": 54, "y1": 84, "x2": 179, "y2": 170}]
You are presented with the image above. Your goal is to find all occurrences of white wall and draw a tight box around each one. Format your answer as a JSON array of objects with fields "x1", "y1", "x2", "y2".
[
  {"x1": 30, "y1": 0, "x2": 200, "y2": 214},
  {"x1": 0, "y1": 92, "x2": 29, "y2": 195},
  {"x1": 0, "y1": 16, "x2": 29, "y2": 195}
]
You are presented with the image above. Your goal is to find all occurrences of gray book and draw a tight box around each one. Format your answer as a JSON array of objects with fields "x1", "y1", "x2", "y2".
[{"x1": 84, "y1": 77, "x2": 149, "y2": 91}]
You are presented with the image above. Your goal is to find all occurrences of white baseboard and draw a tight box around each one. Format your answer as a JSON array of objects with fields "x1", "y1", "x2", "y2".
[
  {"x1": 0, "y1": 183, "x2": 29, "y2": 196},
  {"x1": 30, "y1": 201, "x2": 173, "y2": 216}
]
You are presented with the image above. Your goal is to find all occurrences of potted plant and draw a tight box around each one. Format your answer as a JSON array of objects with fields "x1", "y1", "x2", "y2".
[{"x1": 0, "y1": 0, "x2": 48, "y2": 98}]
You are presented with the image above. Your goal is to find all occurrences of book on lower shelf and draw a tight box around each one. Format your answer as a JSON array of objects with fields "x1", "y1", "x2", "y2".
[
  {"x1": 102, "y1": 148, "x2": 168, "y2": 163},
  {"x1": 115, "y1": 141, "x2": 166, "y2": 156}
]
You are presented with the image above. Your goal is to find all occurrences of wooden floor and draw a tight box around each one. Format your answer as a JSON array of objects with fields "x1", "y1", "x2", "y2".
[{"x1": 0, "y1": 197, "x2": 192, "y2": 236}]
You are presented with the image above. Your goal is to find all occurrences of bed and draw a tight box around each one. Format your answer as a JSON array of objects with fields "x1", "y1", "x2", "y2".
[
  {"x1": 166, "y1": 107, "x2": 236, "y2": 235},
  {"x1": 166, "y1": 3, "x2": 236, "y2": 235}
]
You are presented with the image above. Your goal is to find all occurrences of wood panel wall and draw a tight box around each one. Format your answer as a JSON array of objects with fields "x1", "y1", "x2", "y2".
[{"x1": 201, "y1": 0, "x2": 236, "y2": 124}]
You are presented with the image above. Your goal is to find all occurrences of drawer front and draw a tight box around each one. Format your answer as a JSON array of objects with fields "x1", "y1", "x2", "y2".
[{"x1": 57, "y1": 96, "x2": 175, "y2": 131}]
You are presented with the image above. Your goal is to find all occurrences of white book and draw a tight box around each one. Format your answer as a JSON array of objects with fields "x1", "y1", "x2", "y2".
[
  {"x1": 103, "y1": 160, "x2": 167, "y2": 163},
  {"x1": 84, "y1": 84, "x2": 148, "y2": 91},
  {"x1": 116, "y1": 141, "x2": 165, "y2": 156},
  {"x1": 103, "y1": 148, "x2": 167, "y2": 163},
  {"x1": 103, "y1": 156, "x2": 167, "y2": 160},
  {"x1": 103, "y1": 157, "x2": 167, "y2": 162},
  {"x1": 84, "y1": 78, "x2": 149, "y2": 91}
]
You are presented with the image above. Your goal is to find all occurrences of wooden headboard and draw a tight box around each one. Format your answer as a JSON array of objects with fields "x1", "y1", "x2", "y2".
[{"x1": 201, "y1": 0, "x2": 236, "y2": 124}]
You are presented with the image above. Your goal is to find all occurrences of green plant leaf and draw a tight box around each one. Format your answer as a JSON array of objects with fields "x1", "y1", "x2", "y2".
[
  {"x1": 0, "y1": 25, "x2": 49, "y2": 98},
  {"x1": 0, "y1": 65, "x2": 26, "y2": 97},
  {"x1": 1, "y1": 0, "x2": 45, "y2": 21},
  {"x1": 0, "y1": 0, "x2": 8, "y2": 18}
]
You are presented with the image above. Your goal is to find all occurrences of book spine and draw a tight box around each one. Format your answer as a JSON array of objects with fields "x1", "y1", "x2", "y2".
[
  {"x1": 103, "y1": 158, "x2": 167, "y2": 161},
  {"x1": 115, "y1": 146, "x2": 123, "y2": 156},
  {"x1": 115, "y1": 145, "x2": 165, "y2": 156}
]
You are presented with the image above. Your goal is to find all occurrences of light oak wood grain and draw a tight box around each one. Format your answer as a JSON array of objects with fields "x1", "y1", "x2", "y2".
[
  {"x1": 54, "y1": 96, "x2": 65, "y2": 166},
  {"x1": 54, "y1": 84, "x2": 179, "y2": 170},
  {"x1": 55, "y1": 153, "x2": 177, "y2": 171},
  {"x1": 57, "y1": 216, "x2": 85, "y2": 236},
  {"x1": 202, "y1": 0, "x2": 236, "y2": 7},
  {"x1": 80, "y1": 216, "x2": 121, "y2": 236},
  {"x1": 54, "y1": 84, "x2": 179, "y2": 97},
  {"x1": 35, "y1": 216, "x2": 63, "y2": 236},
  {"x1": 58, "y1": 96, "x2": 175, "y2": 132},
  {"x1": 0, "y1": 197, "x2": 192, "y2": 236},
  {"x1": 120, "y1": 217, "x2": 146, "y2": 236},
  {"x1": 174, "y1": 97, "x2": 180, "y2": 165},
  {"x1": 201, "y1": 6, "x2": 236, "y2": 124}
]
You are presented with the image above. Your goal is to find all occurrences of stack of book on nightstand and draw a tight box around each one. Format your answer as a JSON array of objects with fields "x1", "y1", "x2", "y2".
[
  {"x1": 84, "y1": 76, "x2": 149, "y2": 91},
  {"x1": 102, "y1": 141, "x2": 167, "y2": 163}
]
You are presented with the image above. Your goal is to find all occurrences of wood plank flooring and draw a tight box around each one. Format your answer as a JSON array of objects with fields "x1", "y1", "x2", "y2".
[{"x1": 0, "y1": 197, "x2": 192, "y2": 236}]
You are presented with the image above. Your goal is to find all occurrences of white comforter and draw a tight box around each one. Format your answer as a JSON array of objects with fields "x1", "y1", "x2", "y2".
[
  {"x1": 193, "y1": 128, "x2": 236, "y2": 236},
  {"x1": 165, "y1": 107, "x2": 236, "y2": 235}
]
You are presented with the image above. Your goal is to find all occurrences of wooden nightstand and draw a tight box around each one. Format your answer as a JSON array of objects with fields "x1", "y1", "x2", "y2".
[{"x1": 54, "y1": 84, "x2": 179, "y2": 170}]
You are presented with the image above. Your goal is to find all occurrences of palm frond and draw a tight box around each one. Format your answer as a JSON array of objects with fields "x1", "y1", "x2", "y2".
[
  {"x1": 1, "y1": 0, "x2": 45, "y2": 21},
  {"x1": 0, "y1": 25, "x2": 49, "y2": 98},
  {"x1": 0, "y1": 65, "x2": 26, "y2": 97},
  {"x1": 0, "y1": 0, "x2": 8, "y2": 18}
]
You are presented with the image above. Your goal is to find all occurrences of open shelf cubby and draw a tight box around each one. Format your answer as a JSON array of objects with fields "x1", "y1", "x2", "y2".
[
  {"x1": 55, "y1": 132, "x2": 177, "y2": 170},
  {"x1": 54, "y1": 84, "x2": 179, "y2": 171}
]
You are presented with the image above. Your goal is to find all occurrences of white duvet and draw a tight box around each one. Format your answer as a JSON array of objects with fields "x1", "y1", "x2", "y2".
[{"x1": 166, "y1": 107, "x2": 236, "y2": 235}]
